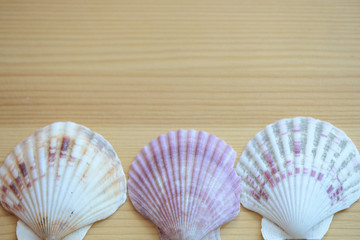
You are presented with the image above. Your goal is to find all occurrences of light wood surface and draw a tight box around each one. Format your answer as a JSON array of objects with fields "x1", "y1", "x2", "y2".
[{"x1": 1, "y1": 0, "x2": 360, "y2": 239}]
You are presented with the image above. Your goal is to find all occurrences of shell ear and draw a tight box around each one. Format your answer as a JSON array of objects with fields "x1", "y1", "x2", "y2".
[
  {"x1": 261, "y1": 216, "x2": 333, "y2": 240},
  {"x1": 17, "y1": 220, "x2": 92, "y2": 240},
  {"x1": 16, "y1": 220, "x2": 40, "y2": 240},
  {"x1": 62, "y1": 224, "x2": 92, "y2": 240},
  {"x1": 201, "y1": 228, "x2": 221, "y2": 240}
]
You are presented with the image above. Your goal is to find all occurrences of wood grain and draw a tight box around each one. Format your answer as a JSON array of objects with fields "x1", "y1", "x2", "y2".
[{"x1": 0, "y1": 0, "x2": 360, "y2": 239}]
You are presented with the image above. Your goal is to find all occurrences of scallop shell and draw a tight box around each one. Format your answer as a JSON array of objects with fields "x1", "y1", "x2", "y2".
[
  {"x1": 0, "y1": 122, "x2": 127, "y2": 240},
  {"x1": 236, "y1": 117, "x2": 360, "y2": 239},
  {"x1": 128, "y1": 129, "x2": 242, "y2": 240}
]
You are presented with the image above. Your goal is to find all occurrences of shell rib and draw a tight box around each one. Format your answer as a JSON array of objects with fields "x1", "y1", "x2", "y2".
[
  {"x1": 0, "y1": 122, "x2": 127, "y2": 240},
  {"x1": 236, "y1": 117, "x2": 360, "y2": 239},
  {"x1": 128, "y1": 129, "x2": 242, "y2": 240}
]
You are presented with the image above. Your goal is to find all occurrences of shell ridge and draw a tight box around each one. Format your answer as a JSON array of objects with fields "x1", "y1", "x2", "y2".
[
  {"x1": 69, "y1": 185, "x2": 122, "y2": 228},
  {"x1": 57, "y1": 142, "x2": 94, "y2": 227},
  {"x1": 5, "y1": 151, "x2": 37, "y2": 233},
  {"x1": 149, "y1": 138, "x2": 175, "y2": 229},
  {"x1": 51, "y1": 123, "x2": 75, "y2": 236},
  {"x1": 186, "y1": 131, "x2": 209, "y2": 236},
  {"x1": 129, "y1": 151, "x2": 160, "y2": 222},
  {"x1": 274, "y1": 120, "x2": 295, "y2": 229},
  {"x1": 24, "y1": 136, "x2": 43, "y2": 237},
  {"x1": 239, "y1": 154, "x2": 269, "y2": 213},
  {"x1": 178, "y1": 129, "x2": 191, "y2": 234},
  {"x1": 17, "y1": 155, "x2": 41, "y2": 236},
  {"x1": 293, "y1": 118, "x2": 303, "y2": 227},
  {"x1": 7, "y1": 149, "x2": 29, "y2": 220},
  {"x1": 283, "y1": 118, "x2": 297, "y2": 232},
  {"x1": 149, "y1": 131, "x2": 177, "y2": 238},
  {"x1": 263, "y1": 124, "x2": 291, "y2": 229},
  {"x1": 201, "y1": 145, "x2": 238, "y2": 225},
  {"x1": 244, "y1": 138, "x2": 284, "y2": 223},
  {"x1": 128, "y1": 175, "x2": 163, "y2": 221},
  {"x1": 160, "y1": 135, "x2": 181, "y2": 230},
  {"x1": 130, "y1": 154, "x2": 163, "y2": 221},
  {"x1": 177, "y1": 130, "x2": 185, "y2": 232},
  {"x1": 136, "y1": 149, "x2": 168, "y2": 224},
  {"x1": 278, "y1": 119, "x2": 294, "y2": 228},
  {"x1": 51, "y1": 124, "x2": 90, "y2": 237},
  {"x1": 299, "y1": 118, "x2": 317, "y2": 227},
  {"x1": 308, "y1": 120, "x2": 358, "y2": 233},
  {"x1": 185, "y1": 130, "x2": 197, "y2": 233},
  {"x1": 303, "y1": 121, "x2": 320, "y2": 228},
  {"x1": 47, "y1": 123, "x2": 61, "y2": 235},
  {"x1": 338, "y1": 152, "x2": 360, "y2": 209},
  {"x1": 197, "y1": 142, "x2": 230, "y2": 234},
  {"x1": 289, "y1": 118, "x2": 298, "y2": 230},
  {"x1": 286, "y1": 118, "x2": 318, "y2": 236},
  {"x1": 26, "y1": 131, "x2": 41, "y2": 237},
  {"x1": 303, "y1": 126, "x2": 337, "y2": 226},
  {"x1": 41, "y1": 123, "x2": 57, "y2": 237},
  {"x1": 24, "y1": 135, "x2": 43, "y2": 237},
  {"x1": 35, "y1": 128, "x2": 49, "y2": 239},
  {"x1": 158, "y1": 134, "x2": 178, "y2": 228},
  {"x1": 262, "y1": 125, "x2": 290, "y2": 226},
  {"x1": 183, "y1": 130, "x2": 197, "y2": 233},
  {"x1": 314, "y1": 140, "x2": 358, "y2": 220},
  {"x1": 206, "y1": 168, "x2": 240, "y2": 230},
  {"x1": 45, "y1": 124, "x2": 56, "y2": 236},
  {"x1": 334, "y1": 141, "x2": 360, "y2": 207},
  {"x1": 47, "y1": 123, "x2": 101, "y2": 237},
  {"x1": 294, "y1": 117, "x2": 307, "y2": 230},
  {"x1": 188, "y1": 133, "x2": 218, "y2": 238},
  {"x1": 193, "y1": 136, "x2": 238, "y2": 237},
  {"x1": 167, "y1": 130, "x2": 182, "y2": 236},
  {"x1": 239, "y1": 151, "x2": 266, "y2": 205},
  {"x1": 64, "y1": 165, "x2": 123, "y2": 229},
  {"x1": 192, "y1": 136, "x2": 222, "y2": 232},
  {"x1": 193, "y1": 133, "x2": 240, "y2": 238},
  {"x1": 297, "y1": 121, "x2": 334, "y2": 232},
  {"x1": 144, "y1": 143, "x2": 175, "y2": 230}
]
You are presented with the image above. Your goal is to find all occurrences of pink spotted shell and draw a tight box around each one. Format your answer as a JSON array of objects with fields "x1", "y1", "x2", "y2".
[
  {"x1": 128, "y1": 129, "x2": 242, "y2": 240},
  {"x1": 236, "y1": 117, "x2": 360, "y2": 239}
]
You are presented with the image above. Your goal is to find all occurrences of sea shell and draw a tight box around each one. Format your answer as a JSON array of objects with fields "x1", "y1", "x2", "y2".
[
  {"x1": 236, "y1": 117, "x2": 360, "y2": 239},
  {"x1": 0, "y1": 122, "x2": 127, "y2": 240},
  {"x1": 128, "y1": 129, "x2": 242, "y2": 240}
]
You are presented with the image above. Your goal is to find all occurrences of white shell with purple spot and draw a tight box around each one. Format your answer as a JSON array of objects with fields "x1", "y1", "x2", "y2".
[
  {"x1": 236, "y1": 117, "x2": 360, "y2": 240},
  {"x1": 128, "y1": 129, "x2": 242, "y2": 240},
  {"x1": 0, "y1": 122, "x2": 127, "y2": 240}
]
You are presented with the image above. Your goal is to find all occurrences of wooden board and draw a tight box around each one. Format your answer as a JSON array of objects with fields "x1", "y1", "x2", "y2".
[{"x1": 0, "y1": 0, "x2": 360, "y2": 239}]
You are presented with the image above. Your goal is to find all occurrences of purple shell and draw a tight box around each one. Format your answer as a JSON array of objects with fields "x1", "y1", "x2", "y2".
[{"x1": 128, "y1": 129, "x2": 241, "y2": 240}]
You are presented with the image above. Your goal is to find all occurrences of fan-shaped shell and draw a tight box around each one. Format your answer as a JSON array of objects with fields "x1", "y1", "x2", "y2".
[
  {"x1": 236, "y1": 117, "x2": 360, "y2": 239},
  {"x1": 128, "y1": 129, "x2": 242, "y2": 240},
  {"x1": 0, "y1": 122, "x2": 127, "y2": 240}
]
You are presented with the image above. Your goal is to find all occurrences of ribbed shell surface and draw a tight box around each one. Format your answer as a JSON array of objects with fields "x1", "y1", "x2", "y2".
[
  {"x1": 128, "y1": 129, "x2": 241, "y2": 240},
  {"x1": 236, "y1": 117, "x2": 360, "y2": 239},
  {"x1": 0, "y1": 122, "x2": 127, "y2": 239}
]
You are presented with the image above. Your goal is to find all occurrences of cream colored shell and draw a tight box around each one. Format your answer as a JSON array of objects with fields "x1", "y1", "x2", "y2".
[
  {"x1": 237, "y1": 117, "x2": 360, "y2": 239},
  {"x1": 0, "y1": 122, "x2": 126, "y2": 240}
]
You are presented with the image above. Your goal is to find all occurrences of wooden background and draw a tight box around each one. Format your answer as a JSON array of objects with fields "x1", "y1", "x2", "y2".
[{"x1": 1, "y1": 0, "x2": 360, "y2": 239}]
